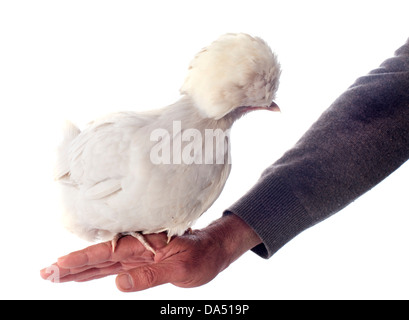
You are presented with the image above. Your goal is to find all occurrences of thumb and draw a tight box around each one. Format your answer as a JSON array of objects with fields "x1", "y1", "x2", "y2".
[{"x1": 116, "y1": 263, "x2": 179, "y2": 292}]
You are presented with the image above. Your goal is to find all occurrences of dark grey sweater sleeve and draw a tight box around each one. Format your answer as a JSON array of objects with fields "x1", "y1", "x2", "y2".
[{"x1": 226, "y1": 38, "x2": 409, "y2": 259}]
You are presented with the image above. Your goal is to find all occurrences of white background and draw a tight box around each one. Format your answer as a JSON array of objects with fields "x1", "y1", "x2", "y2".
[{"x1": 1, "y1": 0, "x2": 408, "y2": 300}]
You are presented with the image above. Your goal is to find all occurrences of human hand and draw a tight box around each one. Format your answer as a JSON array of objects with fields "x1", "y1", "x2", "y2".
[{"x1": 40, "y1": 214, "x2": 261, "y2": 292}]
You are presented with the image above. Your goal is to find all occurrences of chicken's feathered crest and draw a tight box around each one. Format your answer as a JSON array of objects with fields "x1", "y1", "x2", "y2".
[{"x1": 180, "y1": 33, "x2": 281, "y2": 120}]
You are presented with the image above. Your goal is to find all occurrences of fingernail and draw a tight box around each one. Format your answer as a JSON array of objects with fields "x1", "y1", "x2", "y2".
[
  {"x1": 117, "y1": 274, "x2": 133, "y2": 291},
  {"x1": 40, "y1": 265, "x2": 60, "y2": 283}
]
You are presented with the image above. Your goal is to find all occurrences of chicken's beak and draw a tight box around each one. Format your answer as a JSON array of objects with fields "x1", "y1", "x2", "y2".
[
  {"x1": 239, "y1": 101, "x2": 281, "y2": 115},
  {"x1": 267, "y1": 101, "x2": 280, "y2": 112}
]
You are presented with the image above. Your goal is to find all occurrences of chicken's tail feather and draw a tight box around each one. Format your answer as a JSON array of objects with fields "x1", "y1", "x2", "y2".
[{"x1": 54, "y1": 120, "x2": 80, "y2": 180}]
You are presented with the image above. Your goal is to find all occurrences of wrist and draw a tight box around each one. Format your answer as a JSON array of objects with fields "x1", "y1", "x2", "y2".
[{"x1": 203, "y1": 213, "x2": 262, "y2": 270}]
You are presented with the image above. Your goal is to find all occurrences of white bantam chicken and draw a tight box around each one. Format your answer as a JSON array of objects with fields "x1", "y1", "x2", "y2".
[{"x1": 55, "y1": 33, "x2": 281, "y2": 254}]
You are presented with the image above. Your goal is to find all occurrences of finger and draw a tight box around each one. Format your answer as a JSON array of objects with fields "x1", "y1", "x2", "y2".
[
  {"x1": 41, "y1": 242, "x2": 117, "y2": 283},
  {"x1": 57, "y1": 242, "x2": 113, "y2": 269},
  {"x1": 75, "y1": 262, "x2": 125, "y2": 282},
  {"x1": 41, "y1": 237, "x2": 156, "y2": 283},
  {"x1": 40, "y1": 261, "x2": 116, "y2": 283},
  {"x1": 60, "y1": 262, "x2": 124, "y2": 283},
  {"x1": 57, "y1": 235, "x2": 154, "y2": 270},
  {"x1": 58, "y1": 261, "x2": 120, "y2": 283},
  {"x1": 60, "y1": 261, "x2": 118, "y2": 276},
  {"x1": 116, "y1": 262, "x2": 182, "y2": 292}
]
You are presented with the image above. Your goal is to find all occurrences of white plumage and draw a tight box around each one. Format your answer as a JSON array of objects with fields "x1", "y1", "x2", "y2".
[{"x1": 55, "y1": 33, "x2": 281, "y2": 253}]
